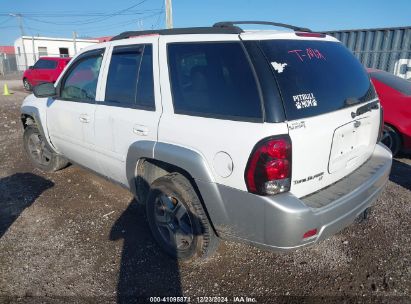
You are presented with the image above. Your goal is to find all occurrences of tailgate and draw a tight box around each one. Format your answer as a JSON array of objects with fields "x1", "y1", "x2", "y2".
[{"x1": 288, "y1": 102, "x2": 380, "y2": 197}]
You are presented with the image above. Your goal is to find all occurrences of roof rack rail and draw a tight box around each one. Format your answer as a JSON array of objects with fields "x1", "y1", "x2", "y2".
[
  {"x1": 213, "y1": 21, "x2": 312, "y2": 33},
  {"x1": 111, "y1": 26, "x2": 242, "y2": 41}
]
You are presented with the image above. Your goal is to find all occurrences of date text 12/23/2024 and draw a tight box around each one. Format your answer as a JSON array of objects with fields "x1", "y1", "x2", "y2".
[{"x1": 149, "y1": 296, "x2": 257, "y2": 303}]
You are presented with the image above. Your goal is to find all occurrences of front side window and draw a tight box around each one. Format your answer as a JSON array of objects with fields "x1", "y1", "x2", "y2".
[
  {"x1": 60, "y1": 51, "x2": 103, "y2": 102},
  {"x1": 105, "y1": 44, "x2": 155, "y2": 110},
  {"x1": 167, "y1": 42, "x2": 262, "y2": 121}
]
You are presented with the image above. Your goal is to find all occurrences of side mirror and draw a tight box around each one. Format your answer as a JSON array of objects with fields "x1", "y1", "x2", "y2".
[
  {"x1": 33, "y1": 82, "x2": 57, "y2": 98},
  {"x1": 29, "y1": 66, "x2": 34, "y2": 70}
]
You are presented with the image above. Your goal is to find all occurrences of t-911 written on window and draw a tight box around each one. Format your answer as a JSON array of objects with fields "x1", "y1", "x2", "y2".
[
  {"x1": 61, "y1": 51, "x2": 103, "y2": 102},
  {"x1": 105, "y1": 44, "x2": 155, "y2": 110},
  {"x1": 167, "y1": 42, "x2": 262, "y2": 121}
]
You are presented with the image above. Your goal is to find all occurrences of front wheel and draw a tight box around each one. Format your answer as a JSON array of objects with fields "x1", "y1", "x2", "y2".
[
  {"x1": 23, "y1": 126, "x2": 68, "y2": 172},
  {"x1": 23, "y1": 78, "x2": 32, "y2": 91},
  {"x1": 381, "y1": 125, "x2": 401, "y2": 156},
  {"x1": 146, "y1": 173, "x2": 219, "y2": 261}
]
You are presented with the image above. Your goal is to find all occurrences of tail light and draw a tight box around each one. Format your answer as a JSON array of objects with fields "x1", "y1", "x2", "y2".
[
  {"x1": 295, "y1": 32, "x2": 326, "y2": 38},
  {"x1": 245, "y1": 136, "x2": 292, "y2": 195}
]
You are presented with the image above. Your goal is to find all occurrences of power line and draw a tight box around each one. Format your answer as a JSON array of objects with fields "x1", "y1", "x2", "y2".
[{"x1": 152, "y1": 1, "x2": 165, "y2": 29}]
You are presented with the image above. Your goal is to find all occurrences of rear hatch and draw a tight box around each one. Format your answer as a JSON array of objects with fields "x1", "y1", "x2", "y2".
[{"x1": 258, "y1": 37, "x2": 380, "y2": 198}]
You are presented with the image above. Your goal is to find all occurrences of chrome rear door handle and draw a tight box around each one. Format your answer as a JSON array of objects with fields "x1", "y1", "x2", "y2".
[
  {"x1": 133, "y1": 125, "x2": 149, "y2": 136},
  {"x1": 79, "y1": 114, "x2": 90, "y2": 123}
]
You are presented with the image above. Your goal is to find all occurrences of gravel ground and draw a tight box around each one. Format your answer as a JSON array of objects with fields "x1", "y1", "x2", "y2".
[{"x1": 0, "y1": 80, "x2": 410, "y2": 303}]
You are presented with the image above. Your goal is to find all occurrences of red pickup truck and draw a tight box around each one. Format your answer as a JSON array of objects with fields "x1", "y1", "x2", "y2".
[{"x1": 23, "y1": 57, "x2": 71, "y2": 91}]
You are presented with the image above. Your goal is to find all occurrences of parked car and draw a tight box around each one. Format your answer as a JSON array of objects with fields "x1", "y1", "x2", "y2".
[
  {"x1": 368, "y1": 68, "x2": 411, "y2": 155},
  {"x1": 22, "y1": 57, "x2": 71, "y2": 91},
  {"x1": 20, "y1": 21, "x2": 392, "y2": 261}
]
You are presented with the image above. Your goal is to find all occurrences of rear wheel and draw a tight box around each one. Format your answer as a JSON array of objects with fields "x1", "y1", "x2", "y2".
[
  {"x1": 23, "y1": 78, "x2": 32, "y2": 91},
  {"x1": 381, "y1": 125, "x2": 401, "y2": 156},
  {"x1": 146, "y1": 173, "x2": 219, "y2": 261},
  {"x1": 23, "y1": 126, "x2": 68, "y2": 172}
]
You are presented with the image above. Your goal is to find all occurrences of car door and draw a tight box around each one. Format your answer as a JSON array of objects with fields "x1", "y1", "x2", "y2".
[
  {"x1": 47, "y1": 48, "x2": 106, "y2": 172},
  {"x1": 94, "y1": 37, "x2": 161, "y2": 186},
  {"x1": 36, "y1": 59, "x2": 57, "y2": 84},
  {"x1": 30, "y1": 59, "x2": 44, "y2": 86}
]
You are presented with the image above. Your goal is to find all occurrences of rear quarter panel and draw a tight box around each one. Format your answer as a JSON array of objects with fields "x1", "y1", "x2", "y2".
[{"x1": 372, "y1": 78, "x2": 411, "y2": 142}]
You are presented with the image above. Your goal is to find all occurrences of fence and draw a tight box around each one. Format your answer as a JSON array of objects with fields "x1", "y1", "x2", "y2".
[
  {"x1": 352, "y1": 50, "x2": 411, "y2": 80},
  {"x1": 0, "y1": 53, "x2": 18, "y2": 76},
  {"x1": 325, "y1": 27, "x2": 411, "y2": 80}
]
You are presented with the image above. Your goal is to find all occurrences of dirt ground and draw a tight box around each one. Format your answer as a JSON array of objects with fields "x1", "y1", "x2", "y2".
[{"x1": 0, "y1": 79, "x2": 410, "y2": 303}]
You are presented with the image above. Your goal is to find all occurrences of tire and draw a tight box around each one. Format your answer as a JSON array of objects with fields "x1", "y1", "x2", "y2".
[
  {"x1": 381, "y1": 125, "x2": 401, "y2": 156},
  {"x1": 146, "y1": 173, "x2": 219, "y2": 261},
  {"x1": 23, "y1": 78, "x2": 32, "y2": 91},
  {"x1": 23, "y1": 125, "x2": 68, "y2": 172}
]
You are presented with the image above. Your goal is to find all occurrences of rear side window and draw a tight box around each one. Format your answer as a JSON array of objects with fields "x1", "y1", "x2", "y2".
[
  {"x1": 104, "y1": 44, "x2": 155, "y2": 110},
  {"x1": 259, "y1": 40, "x2": 375, "y2": 120},
  {"x1": 167, "y1": 42, "x2": 262, "y2": 121},
  {"x1": 370, "y1": 70, "x2": 411, "y2": 96},
  {"x1": 34, "y1": 59, "x2": 57, "y2": 69}
]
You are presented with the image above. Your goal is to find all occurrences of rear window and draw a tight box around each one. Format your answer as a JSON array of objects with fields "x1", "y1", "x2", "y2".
[
  {"x1": 167, "y1": 42, "x2": 263, "y2": 121},
  {"x1": 370, "y1": 70, "x2": 411, "y2": 96},
  {"x1": 259, "y1": 40, "x2": 375, "y2": 120}
]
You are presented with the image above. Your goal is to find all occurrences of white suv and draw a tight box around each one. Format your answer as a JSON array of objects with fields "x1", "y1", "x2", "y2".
[{"x1": 21, "y1": 21, "x2": 392, "y2": 261}]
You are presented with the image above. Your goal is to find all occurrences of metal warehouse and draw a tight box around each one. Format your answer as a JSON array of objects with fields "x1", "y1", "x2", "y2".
[{"x1": 325, "y1": 26, "x2": 411, "y2": 80}]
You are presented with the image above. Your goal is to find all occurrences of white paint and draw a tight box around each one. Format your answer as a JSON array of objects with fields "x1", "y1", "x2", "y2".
[
  {"x1": 213, "y1": 151, "x2": 234, "y2": 178},
  {"x1": 271, "y1": 61, "x2": 287, "y2": 73}
]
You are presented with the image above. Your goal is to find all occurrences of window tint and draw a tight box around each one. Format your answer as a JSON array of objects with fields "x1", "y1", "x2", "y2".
[
  {"x1": 34, "y1": 59, "x2": 57, "y2": 69},
  {"x1": 136, "y1": 45, "x2": 155, "y2": 108},
  {"x1": 260, "y1": 40, "x2": 375, "y2": 120},
  {"x1": 105, "y1": 44, "x2": 155, "y2": 110},
  {"x1": 61, "y1": 52, "x2": 103, "y2": 102},
  {"x1": 167, "y1": 42, "x2": 262, "y2": 121},
  {"x1": 370, "y1": 70, "x2": 411, "y2": 96}
]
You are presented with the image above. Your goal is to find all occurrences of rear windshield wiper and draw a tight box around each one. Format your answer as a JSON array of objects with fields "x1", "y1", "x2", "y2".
[{"x1": 350, "y1": 100, "x2": 379, "y2": 119}]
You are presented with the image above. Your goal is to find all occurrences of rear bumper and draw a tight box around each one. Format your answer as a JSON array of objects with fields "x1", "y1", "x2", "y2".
[{"x1": 201, "y1": 143, "x2": 392, "y2": 251}]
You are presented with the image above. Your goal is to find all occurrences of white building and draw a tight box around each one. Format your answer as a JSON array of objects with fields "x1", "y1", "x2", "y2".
[{"x1": 14, "y1": 36, "x2": 99, "y2": 71}]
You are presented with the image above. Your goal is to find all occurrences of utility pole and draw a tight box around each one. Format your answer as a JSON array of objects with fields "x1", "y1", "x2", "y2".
[
  {"x1": 165, "y1": 0, "x2": 173, "y2": 29},
  {"x1": 73, "y1": 31, "x2": 77, "y2": 55},
  {"x1": 31, "y1": 36, "x2": 36, "y2": 62},
  {"x1": 9, "y1": 13, "x2": 28, "y2": 69}
]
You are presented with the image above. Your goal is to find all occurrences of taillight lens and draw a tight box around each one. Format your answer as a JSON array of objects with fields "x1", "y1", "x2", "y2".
[
  {"x1": 295, "y1": 32, "x2": 326, "y2": 38},
  {"x1": 245, "y1": 136, "x2": 292, "y2": 195}
]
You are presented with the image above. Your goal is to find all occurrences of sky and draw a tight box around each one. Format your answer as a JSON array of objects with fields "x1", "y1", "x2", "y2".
[{"x1": 0, "y1": 0, "x2": 410, "y2": 45}]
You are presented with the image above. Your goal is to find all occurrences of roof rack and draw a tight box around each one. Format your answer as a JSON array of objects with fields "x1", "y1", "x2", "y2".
[
  {"x1": 111, "y1": 26, "x2": 242, "y2": 41},
  {"x1": 110, "y1": 21, "x2": 312, "y2": 41},
  {"x1": 213, "y1": 21, "x2": 312, "y2": 33}
]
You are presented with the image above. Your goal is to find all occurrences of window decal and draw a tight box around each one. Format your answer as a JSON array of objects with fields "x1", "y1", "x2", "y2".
[
  {"x1": 271, "y1": 61, "x2": 287, "y2": 73},
  {"x1": 293, "y1": 93, "x2": 318, "y2": 109}
]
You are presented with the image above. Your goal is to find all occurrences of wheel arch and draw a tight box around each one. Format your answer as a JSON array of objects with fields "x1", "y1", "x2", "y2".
[
  {"x1": 126, "y1": 141, "x2": 228, "y2": 235},
  {"x1": 384, "y1": 122, "x2": 404, "y2": 145},
  {"x1": 21, "y1": 105, "x2": 57, "y2": 153}
]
